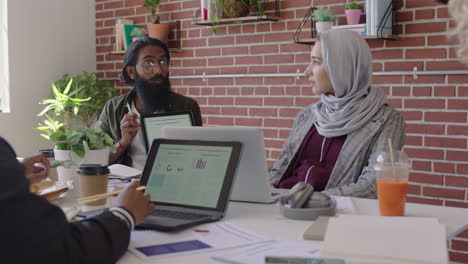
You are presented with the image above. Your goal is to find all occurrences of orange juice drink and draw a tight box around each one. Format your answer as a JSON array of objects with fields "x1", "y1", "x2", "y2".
[
  {"x1": 374, "y1": 151, "x2": 410, "y2": 216},
  {"x1": 377, "y1": 179, "x2": 408, "y2": 216}
]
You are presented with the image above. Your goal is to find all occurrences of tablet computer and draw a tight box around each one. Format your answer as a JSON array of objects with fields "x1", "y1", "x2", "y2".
[{"x1": 140, "y1": 111, "x2": 195, "y2": 152}]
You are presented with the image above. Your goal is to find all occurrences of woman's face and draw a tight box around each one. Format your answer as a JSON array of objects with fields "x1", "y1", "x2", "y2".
[{"x1": 304, "y1": 42, "x2": 335, "y2": 96}]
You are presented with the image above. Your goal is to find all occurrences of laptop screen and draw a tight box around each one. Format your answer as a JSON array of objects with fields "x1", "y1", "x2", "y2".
[
  {"x1": 141, "y1": 139, "x2": 242, "y2": 211},
  {"x1": 141, "y1": 112, "x2": 194, "y2": 152}
]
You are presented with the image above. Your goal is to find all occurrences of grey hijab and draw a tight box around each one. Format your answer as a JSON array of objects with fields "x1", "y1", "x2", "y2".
[{"x1": 313, "y1": 29, "x2": 387, "y2": 138}]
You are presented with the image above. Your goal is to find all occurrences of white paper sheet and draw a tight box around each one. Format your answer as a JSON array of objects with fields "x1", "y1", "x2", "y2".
[
  {"x1": 129, "y1": 222, "x2": 268, "y2": 260},
  {"x1": 109, "y1": 164, "x2": 142, "y2": 178},
  {"x1": 332, "y1": 196, "x2": 357, "y2": 215},
  {"x1": 212, "y1": 240, "x2": 321, "y2": 264}
]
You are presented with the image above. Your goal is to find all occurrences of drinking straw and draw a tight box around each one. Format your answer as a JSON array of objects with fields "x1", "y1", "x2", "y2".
[{"x1": 388, "y1": 138, "x2": 397, "y2": 179}]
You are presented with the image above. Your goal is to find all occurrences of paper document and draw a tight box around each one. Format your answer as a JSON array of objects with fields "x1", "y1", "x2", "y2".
[
  {"x1": 332, "y1": 196, "x2": 357, "y2": 214},
  {"x1": 322, "y1": 215, "x2": 448, "y2": 264},
  {"x1": 109, "y1": 164, "x2": 142, "y2": 178},
  {"x1": 129, "y1": 222, "x2": 267, "y2": 260},
  {"x1": 212, "y1": 240, "x2": 321, "y2": 264}
]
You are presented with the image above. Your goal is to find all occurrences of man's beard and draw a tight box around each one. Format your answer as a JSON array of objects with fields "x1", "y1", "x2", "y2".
[{"x1": 134, "y1": 73, "x2": 171, "y2": 113}]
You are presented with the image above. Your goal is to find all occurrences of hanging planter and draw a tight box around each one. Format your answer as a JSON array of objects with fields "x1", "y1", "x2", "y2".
[{"x1": 223, "y1": 0, "x2": 249, "y2": 18}]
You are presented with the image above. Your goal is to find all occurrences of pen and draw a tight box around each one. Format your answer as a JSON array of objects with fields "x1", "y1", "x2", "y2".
[{"x1": 193, "y1": 229, "x2": 209, "y2": 233}]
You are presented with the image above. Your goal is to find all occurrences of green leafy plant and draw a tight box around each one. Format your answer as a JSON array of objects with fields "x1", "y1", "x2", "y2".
[
  {"x1": 130, "y1": 27, "x2": 148, "y2": 38},
  {"x1": 52, "y1": 72, "x2": 118, "y2": 128},
  {"x1": 49, "y1": 127, "x2": 116, "y2": 168},
  {"x1": 211, "y1": 0, "x2": 265, "y2": 34},
  {"x1": 37, "y1": 79, "x2": 90, "y2": 139},
  {"x1": 346, "y1": 2, "x2": 362, "y2": 10},
  {"x1": 312, "y1": 8, "x2": 337, "y2": 22},
  {"x1": 144, "y1": 0, "x2": 160, "y2": 24},
  {"x1": 248, "y1": 0, "x2": 265, "y2": 16}
]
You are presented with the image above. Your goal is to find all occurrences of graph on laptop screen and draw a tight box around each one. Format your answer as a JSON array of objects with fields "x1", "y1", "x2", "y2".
[{"x1": 145, "y1": 144, "x2": 233, "y2": 208}]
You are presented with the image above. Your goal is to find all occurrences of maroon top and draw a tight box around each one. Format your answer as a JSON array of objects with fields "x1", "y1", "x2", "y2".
[{"x1": 278, "y1": 125, "x2": 347, "y2": 191}]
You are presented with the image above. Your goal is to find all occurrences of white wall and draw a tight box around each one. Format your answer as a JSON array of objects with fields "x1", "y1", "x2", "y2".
[{"x1": 0, "y1": 0, "x2": 96, "y2": 156}]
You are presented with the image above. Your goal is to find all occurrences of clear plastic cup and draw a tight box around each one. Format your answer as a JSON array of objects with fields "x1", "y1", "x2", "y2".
[{"x1": 374, "y1": 151, "x2": 410, "y2": 216}]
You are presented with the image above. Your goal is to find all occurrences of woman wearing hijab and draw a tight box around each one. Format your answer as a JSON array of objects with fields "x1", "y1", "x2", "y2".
[
  {"x1": 269, "y1": 29, "x2": 406, "y2": 198},
  {"x1": 449, "y1": 0, "x2": 468, "y2": 62}
]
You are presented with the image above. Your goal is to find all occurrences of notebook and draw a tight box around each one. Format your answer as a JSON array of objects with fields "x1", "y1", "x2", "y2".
[
  {"x1": 161, "y1": 126, "x2": 279, "y2": 203},
  {"x1": 140, "y1": 111, "x2": 195, "y2": 152},
  {"x1": 138, "y1": 138, "x2": 242, "y2": 231},
  {"x1": 322, "y1": 215, "x2": 448, "y2": 264}
]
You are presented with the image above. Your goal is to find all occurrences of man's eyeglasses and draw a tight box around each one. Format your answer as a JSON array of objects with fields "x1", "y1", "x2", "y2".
[{"x1": 140, "y1": 58, "x2": 169, "y2": 73}]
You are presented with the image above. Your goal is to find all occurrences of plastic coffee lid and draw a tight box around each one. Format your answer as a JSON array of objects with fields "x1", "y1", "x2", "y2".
[
  {"x1": 38, "y1": 149, "x2": 54, "y2": 158},
  {"x1": 77, "y1": 164, "x2": 110, "y2": 176},
  {"x1": 375, "y1": 151, "x2": 410, "y2": 170}
]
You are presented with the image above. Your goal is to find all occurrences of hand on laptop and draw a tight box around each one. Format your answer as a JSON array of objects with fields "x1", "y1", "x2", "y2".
[
  {"x1": 112, "y1": 180, "x2": 155, "y2": 224},
  {"x1": 22, "y1": 153, "x2": 50, "y2": 184},
  {"x1": 119, "y1": 113, "x2": 140, "y2": 148}
]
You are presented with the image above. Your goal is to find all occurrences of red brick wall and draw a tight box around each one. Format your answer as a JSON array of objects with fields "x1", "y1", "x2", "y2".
[{"x1": 96, "y1": 0, "x2": 468, "y2": 261}]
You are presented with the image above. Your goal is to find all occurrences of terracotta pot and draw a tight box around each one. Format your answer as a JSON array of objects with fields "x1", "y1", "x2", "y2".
[
  {"x1": 316, "y1": 21, "x2": 334, "y2": 33},
  {"x1": 345, "y1": 9, "x2": 362, "y2": 25},
  {"x1": 147, "y1": 23, "x2": 170, "y2": 43}
]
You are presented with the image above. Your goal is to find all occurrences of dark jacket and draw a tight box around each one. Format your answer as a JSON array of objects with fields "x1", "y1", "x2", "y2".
[
  {"x1": 97, "y1": 89, "x2": 203, "y2": 166},
  {"x1": 0, "y1": 137, "x2": 130, "y2": 264}
]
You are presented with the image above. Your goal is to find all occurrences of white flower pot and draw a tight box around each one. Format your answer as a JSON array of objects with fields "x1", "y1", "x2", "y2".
[
  {"x1": 316, "y1": 21, "x2": 334, "y2": 33},
  {"x1": 54, "y1": 148, "x2": 110, "y2": 198}
]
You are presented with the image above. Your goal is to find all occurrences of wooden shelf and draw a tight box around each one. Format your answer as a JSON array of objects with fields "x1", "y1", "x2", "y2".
[
  {"x1": 194, "y1": 15, "x2": 281, "y2": 26},
  {"x1": 296, "y1": 35, "x2": 401, "y2": 45}
]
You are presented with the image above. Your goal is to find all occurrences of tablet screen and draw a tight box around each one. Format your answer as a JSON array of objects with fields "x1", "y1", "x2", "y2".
[{"x1": 141, "y1": 112, "x2": 194, "y2": 152}]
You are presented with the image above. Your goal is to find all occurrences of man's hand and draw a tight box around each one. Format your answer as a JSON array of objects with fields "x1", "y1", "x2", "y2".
[
  {"x1": 112, "y1": 180, "x2": 155, "y2": 224},
  {"x1": 22, "y1": 154, "x2": 50, "y2": 184},
  {"x1": 119, "y1": 113, "x2": 140, "y2": 148}
]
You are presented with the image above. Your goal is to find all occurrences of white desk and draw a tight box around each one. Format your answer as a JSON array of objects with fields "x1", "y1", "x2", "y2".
[{"x1": 116, "y1": 197, "x2": 468, "y2": 264}]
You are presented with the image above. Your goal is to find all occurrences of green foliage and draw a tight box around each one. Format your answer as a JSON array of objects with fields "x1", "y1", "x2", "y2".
[
  {"x1": 49, "y1": 127, "x2": 116, "y2": 168},
  {"x1": 211, "y1": 0, "x2": 265, "y2": 34},
  {"x1": 248, "y1": 0, "x2": 265, "y2": 16},
  {"x1": 37, "y1": 79, "x2": 90, "y2": 139},
  {"x1": 130, "y1": 27, "x2": 148, "y2": 37},
  {"x1": 53, "y1": 72, "x2": 118, "y2": 128},
  {"x1": 312, "y1": 8, "x2": 337, "y2": 22},
  {"x1": 346, "y1": 2, "x2": 362, "y2": 10},
  {"x1": 144, "y1": 0, "x2": 160, "y2": 23}
]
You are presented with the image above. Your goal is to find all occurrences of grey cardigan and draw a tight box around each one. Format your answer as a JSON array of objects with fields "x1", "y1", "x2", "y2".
[{"x1": 269, "y1": 104, "x2": 406, "y2": 198}]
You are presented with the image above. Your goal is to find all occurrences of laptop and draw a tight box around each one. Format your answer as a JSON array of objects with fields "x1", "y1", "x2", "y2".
[
  {"x1": 138, "y1": 138, "x2": 242, "y2": 231},
  {"x1": 161, "y1": 126, "x2": 280, "y2": 204},
  {"x1": 140, "y1": 111, "x2": 195, "y2": 152}
]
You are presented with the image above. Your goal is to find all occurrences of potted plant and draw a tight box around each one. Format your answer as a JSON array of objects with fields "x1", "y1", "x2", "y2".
[
  {"x1": 37, "y1": 73, "x2": 118, "y2": 194},
  {"x1": 210, "y1": 0, "x2": 264, "y2": 34},
  {"x1": 144, "y1": 0, "x2": 169, "y2": 42},
  {"x1": 312, "y1": 8, "x2": 337, "y2": 33},
  {"x1": 130, "y1": 27, "x2": 148, "y2": 42},
  {"x1": 345, "y1": 2, "x2": 362, "y2": 25},
  {"x1": 50, "y1": 128, "x2": 116, "y2": 197}
]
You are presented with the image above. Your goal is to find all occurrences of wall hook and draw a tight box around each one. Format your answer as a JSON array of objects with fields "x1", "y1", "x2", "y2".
[{"x1": 413, "y1": 67, "x2": 418, "y2": 80}]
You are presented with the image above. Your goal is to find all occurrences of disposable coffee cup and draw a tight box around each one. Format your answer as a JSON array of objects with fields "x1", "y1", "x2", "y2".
[
  {"x1": 374, "y1": 151, "x2": 410, "y2": 216},
  {"x1": 77, "y1": 164, "x2": 110, "y2": 206},
  {"x1": 38, "y1": 149, "x2": 58, "y2": 181}
]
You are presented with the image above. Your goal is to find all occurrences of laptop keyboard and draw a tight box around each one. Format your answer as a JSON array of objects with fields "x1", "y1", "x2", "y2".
[{"x1": 154, "y1": 209, "x2": 209, "y2": 220}]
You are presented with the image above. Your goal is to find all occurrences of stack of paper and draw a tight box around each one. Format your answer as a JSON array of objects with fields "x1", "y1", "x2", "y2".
[{"x1": 322, "y1": 215, "x2": 448, "y2": 264}]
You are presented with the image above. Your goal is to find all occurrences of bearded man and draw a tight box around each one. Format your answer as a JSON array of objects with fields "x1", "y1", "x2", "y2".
[{"x1": 98, "y1": 37, "x2": 202, "y2": 170}]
